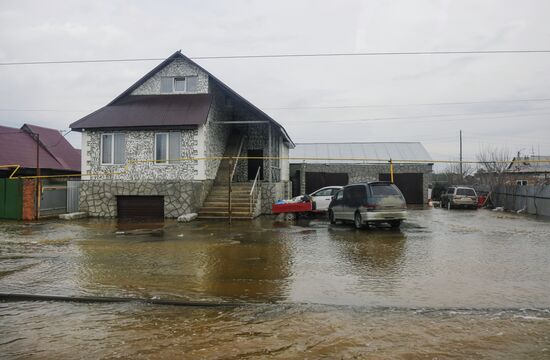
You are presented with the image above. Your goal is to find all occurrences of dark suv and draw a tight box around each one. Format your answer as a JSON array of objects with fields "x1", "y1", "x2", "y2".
[{"x1": 328, "y1": 182, "x2": 407, "y2": 229}]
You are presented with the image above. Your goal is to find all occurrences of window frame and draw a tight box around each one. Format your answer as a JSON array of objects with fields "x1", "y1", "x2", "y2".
[
  {"x1": 100, "y1": 132, "x2": 126, "y2": 165},
  {"x1": 100, "y1": 133, "x2": 114, "y2": 165},
  {"x1": 159, "y1": 75, "x2": 198, "y2": 94},
  {"x1": 154, "y1": 132, "x2": 170, "y2": 165}
]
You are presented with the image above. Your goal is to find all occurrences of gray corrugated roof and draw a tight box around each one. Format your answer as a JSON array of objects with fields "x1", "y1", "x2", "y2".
[
  {"x1": 507, "y1": 155, "x2": 550, "y2": 173},
  {"x1": 289, "y1": 142, "x2": 432, "y2": 164}
]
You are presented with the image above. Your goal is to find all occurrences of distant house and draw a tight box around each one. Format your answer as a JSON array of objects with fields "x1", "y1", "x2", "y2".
[
  {"x1": 70, "y1": 50, "x2": 294, "y2": 219},
  {"x1": 506, "y1": 155, "x2": 550, "y2": 185},
  {"x1": 0, "y1": 124, "x2": 81, "y2": 220},
  {"x1": 0, "y1": 124, "x2": 80, "y2": 177},
  {"x1": 289, "y1": 142, "x2": 433, "y2": 204}
]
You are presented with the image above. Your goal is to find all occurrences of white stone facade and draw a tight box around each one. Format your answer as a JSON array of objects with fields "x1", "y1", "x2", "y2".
[
  {"x1": 131, "y1": 58, "x2": 209, "y2": 95},
  {"x1": 85, "y1": 129, "x2": 199, "y2": 180}
]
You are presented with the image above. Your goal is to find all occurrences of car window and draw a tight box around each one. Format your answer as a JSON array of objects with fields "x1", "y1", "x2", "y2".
[
  {"x1": 313, "y1": 189, "x2": 332, "y2": 196},
  {"x1": 447, "y1": 188, "x2": 455, "y2": 194},
  {"x1": 336, "y1": 191, "x2": 343, "y2": 200},
  {"x1": 456, "y1": 188, "x2": 476, "y2": 196},
  {"x1": 370, "y1": 184, "x2": 400, "y2": 196},
  {"x1": 344, "y1": 185, "x2": 367, "y2": 205},
  {"x1": 330, "y1": 188, "x2": 341, "y2": 195}
]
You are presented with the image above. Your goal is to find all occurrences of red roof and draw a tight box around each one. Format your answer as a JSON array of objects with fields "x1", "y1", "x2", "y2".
[{"x1": 0, "y1": 124, "x2": 80, "y2": 173}]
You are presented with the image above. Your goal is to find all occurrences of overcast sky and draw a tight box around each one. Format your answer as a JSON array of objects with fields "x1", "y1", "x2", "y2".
[{"x1": 1, "y1": 0, "x2": 549, "y2": 164}]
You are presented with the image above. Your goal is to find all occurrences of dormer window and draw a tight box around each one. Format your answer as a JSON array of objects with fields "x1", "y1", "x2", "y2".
[{"x1": 160, "y1": 76, "x2": 198, "y2": 93}]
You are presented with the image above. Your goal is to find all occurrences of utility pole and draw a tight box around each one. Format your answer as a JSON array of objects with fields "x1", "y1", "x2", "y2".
[
  {"x1": 34, "y1": 133, "x2": 40, "y2": 220},
  {"x1": 459, "y1": 130, "x2": 463, "y2": 183}
]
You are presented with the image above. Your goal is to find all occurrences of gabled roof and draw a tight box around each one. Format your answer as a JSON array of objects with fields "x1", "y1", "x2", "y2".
[
  {"x1": 0, "y1": 124, "x2": 81, "y2": 172},
  {"x1": 70, "y1": 94, "x2": 212, "y2": 131},
  {"x1": 70, "y1": 50, "x2": 294, "y2": 146},
  {"x1": 289, "y1": 142, "x2": 432, "y2": 164}
]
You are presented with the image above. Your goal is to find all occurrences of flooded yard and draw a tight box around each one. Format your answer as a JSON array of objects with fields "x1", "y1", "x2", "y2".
[{"x1": 1, "y1": 208, "x2": 550, "y2": 358}]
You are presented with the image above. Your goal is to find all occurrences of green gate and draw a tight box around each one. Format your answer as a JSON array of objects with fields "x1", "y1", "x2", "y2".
[{"x1": 0, "y1": 179, "x2": 22, "y2": 219}]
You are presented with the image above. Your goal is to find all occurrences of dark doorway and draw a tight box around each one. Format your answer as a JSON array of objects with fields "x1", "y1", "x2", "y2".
[
  {"x1": 305, "y1": 172, "x2": 349, "y2": 194},
  {"x1": 379, "y1": 173, "x2": 424, "y2": 204},
  {"x1": 247, "y1": 150, "x2": 264, "y2": 180},
  {"x1": 117, "y1": 196, "x2": 164, "y2": 220},
  {"x1": 291, "y1": 170, "x2": 301, "y2": 197}
]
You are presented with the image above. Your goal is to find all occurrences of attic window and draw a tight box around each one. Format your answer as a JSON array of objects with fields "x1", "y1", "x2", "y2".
[{"x1": 160, "y1": 76, "x2": 198, "y2": 93}]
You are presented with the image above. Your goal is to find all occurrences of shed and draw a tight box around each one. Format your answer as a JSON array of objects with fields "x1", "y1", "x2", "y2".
[{"x1": 289, "y1": 142, "x2": 433, "y2": 204}]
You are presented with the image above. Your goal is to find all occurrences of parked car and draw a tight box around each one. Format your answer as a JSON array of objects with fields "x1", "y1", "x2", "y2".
[
  {"x1": 440, "y1": 186, "x2": 478, "y2": 209},
  {"x1": 309, "y1": 186, "x2": 343, "y2": 211},
  {"x1": 328, "y1": 182, "x2": 407, "y2": 229}
]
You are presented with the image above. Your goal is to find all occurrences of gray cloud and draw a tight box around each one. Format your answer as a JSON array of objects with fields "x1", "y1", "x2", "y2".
[{"x1": 1, "y1": 0, "x2": 549, "y2": 162}]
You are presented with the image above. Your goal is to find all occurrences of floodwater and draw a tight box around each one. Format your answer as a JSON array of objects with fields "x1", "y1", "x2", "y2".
[{"x1": 1, "y1": 209, "x2": 550, "y2": 358}]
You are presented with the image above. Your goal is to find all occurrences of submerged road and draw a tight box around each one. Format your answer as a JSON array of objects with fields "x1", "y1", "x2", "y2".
[{"x1": 1, "y1": 208, "x2": 549, "y2": 358}]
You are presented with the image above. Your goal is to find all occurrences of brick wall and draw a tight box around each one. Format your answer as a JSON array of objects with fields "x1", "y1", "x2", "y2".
[{"x1": 22, "y1": 179, "x2": 37, "y2": 220}]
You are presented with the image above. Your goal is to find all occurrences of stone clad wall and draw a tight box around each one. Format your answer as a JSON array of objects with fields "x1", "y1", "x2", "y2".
[
  {"x1": 201, "y1": 83, "x2": 231, "y2": 180},
  {"x1": 86, "y1": 130, "x2": 199, "y2": 181},
  {"x1": 131, "y1": 59, "x2": 209, "y2": 95},
  {"x1": 80, "y1": 180, "x2": 212, "y2": 218}
]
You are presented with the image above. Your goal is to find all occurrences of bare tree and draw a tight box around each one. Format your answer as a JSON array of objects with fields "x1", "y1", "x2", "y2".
[
  {"x1": 443, "y1": 162, "x2": 475, "y2": 184},
  {"x1": 476, "y1": 145, "x2": 512, "y2": 186}
]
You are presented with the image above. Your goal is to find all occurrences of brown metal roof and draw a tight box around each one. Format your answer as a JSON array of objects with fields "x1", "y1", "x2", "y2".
[
  {"x1": 70, "y1": 94, "x2": 212, "y2": 130},
  {"x1": 72, "y1": 50, "x2": 294, "y2": 146}
]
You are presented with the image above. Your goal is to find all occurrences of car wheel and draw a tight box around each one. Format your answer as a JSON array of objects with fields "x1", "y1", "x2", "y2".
[
  {"x1": 354, "y1": 212, "x2": 364, "y2": 229},
  {"x1": 328, "y1": 210, "x2": 336, "y2": 224},
  {"x1": 389, "y1": 220, "x2": 402, "y2": 228}
]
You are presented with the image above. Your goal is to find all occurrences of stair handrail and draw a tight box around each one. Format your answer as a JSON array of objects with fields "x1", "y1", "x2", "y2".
[
  {"x1": 230, "y1": 135, "x2": 245, "y2": 182},
  {"x1": 249, "y1": 166, "x2": 261, "y2": 215}
]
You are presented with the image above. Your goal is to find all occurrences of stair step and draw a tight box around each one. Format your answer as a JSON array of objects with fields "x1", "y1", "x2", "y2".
[
  {"x1": 200, "y1": 210, "x2": 251, "y2": 215},
  {"x1": 203, "y1": 202, "x2": 250, "y2": 207}
]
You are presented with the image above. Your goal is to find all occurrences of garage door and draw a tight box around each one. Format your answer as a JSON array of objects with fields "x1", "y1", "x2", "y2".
[
  {"x1": 117, "y1": 196, "x2": 164, "y2": 220},
  {"x1": 305, "y1": 172, "x2": 349, "y2": 195},
  {"x1": 379, "y1": 173, "x2": 424, "y2": 204}
]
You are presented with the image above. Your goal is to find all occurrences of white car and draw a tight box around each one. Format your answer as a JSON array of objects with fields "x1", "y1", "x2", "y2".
[{"x1": 309, "y1": 186, "x2": 343, "y2": 211}]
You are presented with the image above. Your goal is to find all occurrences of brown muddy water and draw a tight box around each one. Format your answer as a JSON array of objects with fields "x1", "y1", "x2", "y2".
[{"x1": 1, "y1": 209, "x2": 550, "y2": 358}]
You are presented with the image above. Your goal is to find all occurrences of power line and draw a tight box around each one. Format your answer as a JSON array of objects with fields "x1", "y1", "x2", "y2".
[
  {"x1": 282, "y1": 108, "x2": 550, "y2": 126},
  {"x1": 4, "y1": 96, "x2": 550, "y2": 113},
  {"x1": 2, "y1": 49, "x2": 550, "y2": 66},
  {"x1": 264, "y1": 97, "x2": 550, "y2": 110}
]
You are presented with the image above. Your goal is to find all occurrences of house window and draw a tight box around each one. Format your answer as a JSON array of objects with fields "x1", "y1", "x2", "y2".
[
  {"x1": 155, "y1": 132, "x2": 181, "y2": 164},
  {"x1": 517, "y1": 180, "x2": 528, "y2": 186},
  {"x1": 101, "y1": 133, "x2": 126, "y2": 165},
  {"x1": 160, "y1": 76, "x2": 198, "y2": 93}
]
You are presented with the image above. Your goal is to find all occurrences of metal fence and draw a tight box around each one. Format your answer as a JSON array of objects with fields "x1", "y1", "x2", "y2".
[
  {"x1": 40, "y1": 185, "x2": 67, "y2": 217},
  {"x1": 492, "y1": 185, "x2": 550, "y2": 217},
  {"x1": 67, "y1": 181, "x2": 81, "y2": 213}
]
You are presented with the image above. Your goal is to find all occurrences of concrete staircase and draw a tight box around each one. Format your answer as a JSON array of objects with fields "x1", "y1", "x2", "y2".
[
  {"x1": 198, "y1": 183, "x2": 255, "y2": 219},
  {"x1": 197, "y1": 134, "x2": 260, "y2": 219}
]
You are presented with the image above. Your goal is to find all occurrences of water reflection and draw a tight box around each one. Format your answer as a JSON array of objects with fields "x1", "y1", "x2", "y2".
[
  {"x1": 76, "y1": 219, "x2": 292, "y2": 302},
  {"x1": 329, "y1": 227, "x2": 406, "y2": 278}
]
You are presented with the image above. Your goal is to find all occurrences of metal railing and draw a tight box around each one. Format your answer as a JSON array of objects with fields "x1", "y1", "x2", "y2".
[
  {"x1": 230, "y1": 135, "x2": 245, "y2": 182},
  {"x1": 249, "y1": 166, "x2": 261, "y2": 216}
]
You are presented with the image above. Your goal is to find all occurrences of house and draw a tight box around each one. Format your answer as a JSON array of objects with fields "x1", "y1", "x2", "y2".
[
  {"x1": 0, "y1": 124, "x2": 80, "y2": 177},
  {"x1": 0, "y1": 124, "x2": 81, "y2": 220},
  {"x1": 70, "y1": 50, "x2": 294, "y2": 219},
  {"x1": 289, "y1": 142, "x2": 433, "y2": 204},
  {"x1": 506, "y1": 155, "x2": 550, "y2": 185}
]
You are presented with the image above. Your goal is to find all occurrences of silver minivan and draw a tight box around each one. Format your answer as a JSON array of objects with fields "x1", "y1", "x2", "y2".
[{"x1": 328, "y1": 182, "x2": 407, "y2": 229}]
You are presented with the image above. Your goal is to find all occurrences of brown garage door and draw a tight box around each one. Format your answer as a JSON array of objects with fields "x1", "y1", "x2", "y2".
[
  {"x1": 305, "y1": 172, "x2": 349, "y2": 194},
  {"x1": 379, "y1": 173, "x2": 424, "y2": 204},
  {"x1": 117, "y1": 196, "x2": 164, "y2": 220}
]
